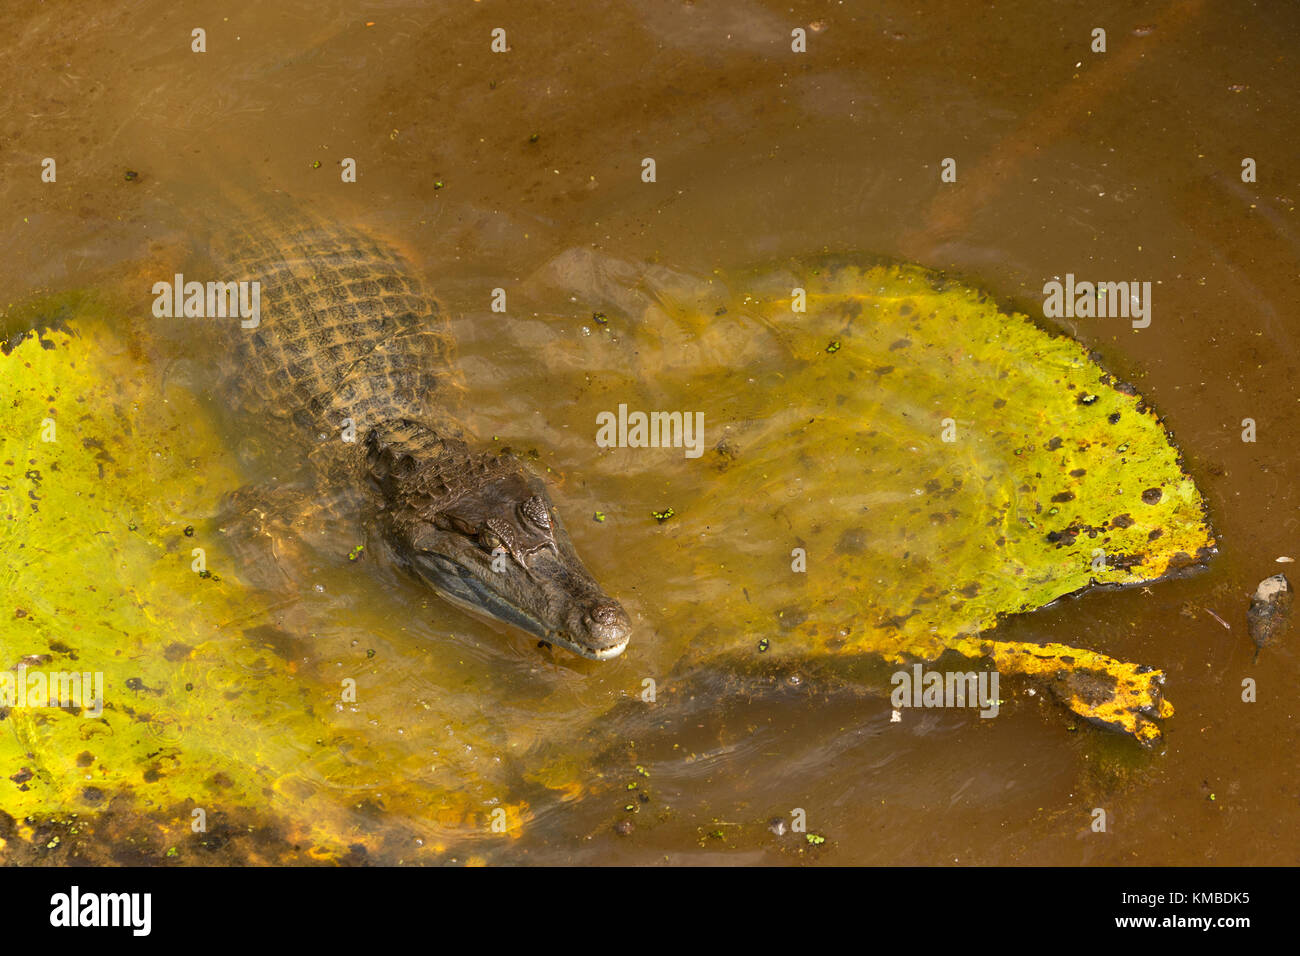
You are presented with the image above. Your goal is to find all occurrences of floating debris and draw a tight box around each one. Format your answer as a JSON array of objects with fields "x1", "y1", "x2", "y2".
[{"x1": 1247, "y1": 573, "x2": 1291, "y2": 660}]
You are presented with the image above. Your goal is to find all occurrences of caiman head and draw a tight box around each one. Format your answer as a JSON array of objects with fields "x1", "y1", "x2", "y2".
[{"x1": 366, "y1": 424, "x2": 632, "y2": 660}]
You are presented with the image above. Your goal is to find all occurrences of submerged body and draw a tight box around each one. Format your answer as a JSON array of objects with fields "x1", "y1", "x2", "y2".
[{"x1": 212, "y1": 209, "x2": 631, "y2": 659}]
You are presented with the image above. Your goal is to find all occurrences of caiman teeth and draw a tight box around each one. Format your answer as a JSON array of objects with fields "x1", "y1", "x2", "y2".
[{"x1": 548, "y1": 631, "x2": 629, "y2": 661}]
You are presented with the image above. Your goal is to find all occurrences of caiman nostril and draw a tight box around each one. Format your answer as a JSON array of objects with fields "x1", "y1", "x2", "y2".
[{"x1": 591, "y1": 603, "x2": 623, "y2": 625}]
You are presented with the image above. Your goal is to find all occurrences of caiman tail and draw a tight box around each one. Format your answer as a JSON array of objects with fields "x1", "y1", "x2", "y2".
[{"x1": 210, "y1": 196, "x2": 631, "y2": 660}]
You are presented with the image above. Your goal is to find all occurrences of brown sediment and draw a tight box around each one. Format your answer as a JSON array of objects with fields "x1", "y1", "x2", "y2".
[{"x1": 899, "y1": 0, "x2": 1206, "y2": 261}]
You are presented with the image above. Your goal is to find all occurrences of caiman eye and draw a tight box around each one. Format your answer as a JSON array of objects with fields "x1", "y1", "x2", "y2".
[
  {"x1": 520, "y1": 495, "x2": 551, "y2": 531},
  {"x1": 483, "y1": 517, "x2": 515, "y2": 554}
]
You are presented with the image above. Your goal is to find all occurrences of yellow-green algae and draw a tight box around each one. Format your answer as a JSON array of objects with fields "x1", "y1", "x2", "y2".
[
  {"x1": 655, "y1": 260, "x2": 1211, "y2": 743},
  {"x1": 0, "y1": 316, "x2": 528, "y2": 863},
  {"x1": 0, "y1": 256, "x2": 1217, "y2": 861},
  {"x1": 517, "y1": 254, "x2": 1215, "y2": 747}
]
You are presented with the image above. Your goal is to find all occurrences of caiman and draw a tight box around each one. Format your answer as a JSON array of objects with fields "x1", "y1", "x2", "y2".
[{"x1": 209, "y1": 206, "x2": 632, "y2": 660}]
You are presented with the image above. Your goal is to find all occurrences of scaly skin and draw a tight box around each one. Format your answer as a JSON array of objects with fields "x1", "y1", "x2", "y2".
[{"x1": 213, "y1": 208, "x2": 631, "y2": 659}]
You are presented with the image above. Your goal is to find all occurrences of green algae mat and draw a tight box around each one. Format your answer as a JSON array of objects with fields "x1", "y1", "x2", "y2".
[
  {"x1": 0, "y1": 258, "x2": 1214, "y2": 862},
  {"x1": 0, "y1": 311, "x2": 530, "y2": 864},
  {"x1": 520, "y1": 255, "x2": 1215, "y2": 744}
]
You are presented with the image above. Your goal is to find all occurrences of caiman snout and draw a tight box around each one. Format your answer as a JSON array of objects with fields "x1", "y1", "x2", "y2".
[
  {"x1": 376, "y1": 429, "x2": 633, "y2": 662},
  {"x1": 574, "y1": 601, "x2": 632, "y2": 660}
]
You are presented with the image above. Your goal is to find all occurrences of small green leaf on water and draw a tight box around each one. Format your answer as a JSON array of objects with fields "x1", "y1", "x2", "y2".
[
  {"x1": 348, "y1": 544, "x2": 364, "y2": 561},
  {"x1": 806, "y1": 833, "x2": 826, "y2": 845},
  {"x1": 310, "y1": 160, "x2": 322, "y2": 169},
  {"x1": 757, "y1": 638, "x2": 770, "y2": 652},
  {"x1": 825, "y1": 340, "x2": 841, "y2": 353},
  {"x1": 651, "y1": 507, "x2": 675, "y2": 523},
  {"x1": 593, "y1": 511, "x2": 606, "y2": 522}
]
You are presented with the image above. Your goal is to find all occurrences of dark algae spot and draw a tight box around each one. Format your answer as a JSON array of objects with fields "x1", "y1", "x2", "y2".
[
  {"x1": 1141, "y1": 487, "x2": 1163, "y2": 505},
  {"x1": 835, "y1": 527, "x2": 868, "y2": 555},
  {"x1": 163, "y1": 642, "x2": 194, "y2": 662},
  {"x1": 776, "y1": 606, "x2": 808, "y2": 630}
]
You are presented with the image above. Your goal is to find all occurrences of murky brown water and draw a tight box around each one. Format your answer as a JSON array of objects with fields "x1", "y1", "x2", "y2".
[{"x1": 1, "y1": 0, "x2": 1297, "y2": 864}]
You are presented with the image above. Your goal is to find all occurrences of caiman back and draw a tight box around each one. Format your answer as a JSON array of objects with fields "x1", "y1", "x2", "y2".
[{"x1": 211, "y1": 205, "x2": 457, "y2": 452}]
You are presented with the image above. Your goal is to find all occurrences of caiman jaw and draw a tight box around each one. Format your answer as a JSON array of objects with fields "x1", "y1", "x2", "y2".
[
  {"x1": 368, "y1": 424, "x2": 632, "y2": 660},
  {"x1": 575, "y1": 601, "x2": 632, "y2": 659},
  {"x1": 410, "y1": 548, "x2": 632, "y2": 660}
]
